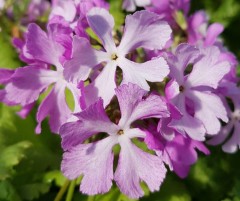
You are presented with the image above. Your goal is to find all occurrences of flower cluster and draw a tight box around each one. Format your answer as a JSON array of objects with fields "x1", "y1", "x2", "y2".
[{"x1": 0, "y1": 0, "x2": 239, "y2": 199}]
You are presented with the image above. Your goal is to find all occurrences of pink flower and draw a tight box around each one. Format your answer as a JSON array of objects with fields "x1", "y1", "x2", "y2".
[
  {"x1": 65, "y1": 8, "x2": 172, "y2": 107},
  {"x1": 60, "y1": 83, "x2": 169, "y2": 198},
  {"x1": 4, "y1": 22, "x2": 81, "y2": 134},
  {"x1": 165, "y1": 44, "x2": 230, "y2": 140}
]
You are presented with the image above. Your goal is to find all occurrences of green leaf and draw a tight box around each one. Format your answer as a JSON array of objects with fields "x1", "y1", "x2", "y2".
[
  {"x1": 87, "y1": 185, "x2": 136, "y2": 201},
  {"x1": 0, "y1": 32, "x2": 22, "y2": 69},
  {"x1": 140, "y1": 175, "x2": 191, "y2": 201},
  {"x1": 0, "y1": 180, "x2": 21, "y2": 201},
  {"x1": 43, "y1": 170, "x2": 67, "y2": 187},
  {"x1": 108, "y1": 0, "x2": 124, "y2": 30},
  {"x1": 17, "y1": 183, "x2": 50, "y2": 201},
  {"x1": 0, "y1": 141, "x2": 32, "y2": 180}
]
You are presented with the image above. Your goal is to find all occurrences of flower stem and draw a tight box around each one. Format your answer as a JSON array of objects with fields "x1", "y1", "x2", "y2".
[
  {"x1": 66, "y1": 179, "x2": 77, "y2": 201},
  {"x1": 54, "y1": 179, "x2": 70, "y2": 201}
]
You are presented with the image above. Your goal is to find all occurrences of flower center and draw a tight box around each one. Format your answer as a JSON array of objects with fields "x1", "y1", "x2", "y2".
[
  {"x1": 232, "y1": 110, "x2": 240, "y2": 122},
  {"x1": 111, "y1": 53, "x2": 118, "y2": 61},
  {"x1": 179, "y1": 85, "x2": 185, "y2": 92},
  {"x1": 117, "y1": 129, "x2": 124, "y2": 135}
]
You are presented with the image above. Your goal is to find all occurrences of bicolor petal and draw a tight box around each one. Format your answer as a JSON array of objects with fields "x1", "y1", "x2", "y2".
[
  {"x1": 115, "y1": 138, "x2": 166, "y2": 199},
  {"x1": 119, "y1": 57, "x2": 169, "y2": 90},
  {"x1": 118, "y1": 10, "x2": 172, "y2": 55},
  {"x1": 189, "y1": 91, "x2": 228, "y2": 135},
  {"x1": 64, "y1": 36, "x2": 108, "y2": 84},
  {"x1": 5, "y1": 66, "x2": 58, "y2": 105},
  {"x1": 116, "y1": 83, "x2": 169, "y2": 128},
  {"x1": 36, "y1": 82, "x2": 71, "y2": 134},
  {"x1": 87, "y1": 8, "x2": 116, "y2": 52},
  {"x1": 26, "y1": 23, "x2": 64, "y2": 68},
  {"x1": 60, "y1": 98, "x2": 119, "y2": 150},
  {"x1": 61, "y1": 136, "x2": 117, "y2": 194}
]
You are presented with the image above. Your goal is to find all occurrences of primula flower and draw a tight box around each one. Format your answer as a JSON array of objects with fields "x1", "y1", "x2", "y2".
[
  {"x1": 165, "y1": 44, "x2": 230, "y2": 140},
  {"x1": 144, "y1": 122, "x2": 209, "y2": 178},
  {"x1": 4, "y1": 21, "x2": 81, "y2": 134},
  {"x1": 65, "y1": 8, "x2": 171, "y2": 107},
  {"x1": 122, "y1": 0, "x2": 151, "y2": 12},
  {"x1": 60, "y1": 83, "x2": 169, "y2": 198}
]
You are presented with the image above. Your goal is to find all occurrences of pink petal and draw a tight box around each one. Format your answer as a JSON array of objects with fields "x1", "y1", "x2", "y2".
[
  {"x1": 60, "y1": 98, "x2": 119, "y2": 150},
  {"x1": 118, "y1": 10, "x2": 172, "y2": 55},
  {"x1": 115, "y1": 138, "x2": 166, "y2": 199},
  {"x1": 190, "y1": 91, "x2": 228, "y2": 135},
  {"x1": 17, "y1": 102, "x2": 35, "y2": 119},
  {"x1": 87, "y1": 8, "x2": 116, "y2": 52},
  {"x1": 169, "y1": 95, "x2": 206, "y2": 141},
  {"x1": 63, "y1": 36, "x2": 108, "y2": 84},
  {"x1": 116, "y1": 83, "x2": 169, "y2": 128},
  {"x1": 207, "y1": 121, "x2": 234, "y2": 145},
  {"x1": 5, "y1": 66, "x2": 58, "y2": 105},
  {"x1": 36, "y1": 82, "x2": 71, "y2": 134},
  {"x1": 50, "y1": 0, "x2": 77, "y2": 22},
  {"x1": 0, "y1": 69, "x2": 15, "y2": 84},
  {"x1": 119, "y1": 57, "x2": 169, "y2": 91},
  {"x1": 222, "y1": 122, "x2": 240, "y2": 153},
  {"x1": 186, "y1": 46, "x2": 231, "y2": 89},
  {"x1": 135, "y1": 0, "x2": 151, "y2": 7},
  {"x1": 61, "y1": 136, "x2": 117, "y2": 194},
  {"x1": 168, "y1": 44, "x2": 200, "y2": 84},
  {"x1": 122, "y1": 0, "x2": 136, "y2": 11},
  {"x1": 204, "y1": 23, "x2": 224, "y2": 47},
  {"x1": 26, "y1": 23, "x2": 64, "y2": 68}
]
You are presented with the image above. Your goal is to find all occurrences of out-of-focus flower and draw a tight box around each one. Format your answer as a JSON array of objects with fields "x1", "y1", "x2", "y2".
[
  {"x1": 122, "y1": 0, "x2": 151, "y2": 12},
  {"x1": 165, "y1": 44, "x2": 230, "y2": 140}
]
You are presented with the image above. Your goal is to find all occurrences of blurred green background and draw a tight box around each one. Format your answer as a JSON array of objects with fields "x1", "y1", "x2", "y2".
[{"x1": 0, "y1": 0, "x2": 240, "y2": 200}]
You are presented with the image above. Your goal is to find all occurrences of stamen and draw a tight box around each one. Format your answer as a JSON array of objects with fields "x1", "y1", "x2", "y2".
[
  {"x1": 117, "y1": 129, "x2": 124, "y2": 135},
  {"x1": 111, "y1": 53, "x2": 118, "y2": 61}
]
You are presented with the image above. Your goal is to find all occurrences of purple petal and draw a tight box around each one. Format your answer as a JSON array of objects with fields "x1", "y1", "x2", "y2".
[
  {"x1": 5, "y1": 66, "x2": 58, "y2": 105},
  {"x1": 17, "y1": 102, "x2": 35, "y2": 119},
  {"x1": 0, "y1": 69, "x2": 15, "y2": 84},
  {"x1": 26, "y1": 23, "x2": 64, "y2": 68},
  {"x1": 64, "y1": 36, "x2": 108, "y2": 84},
  {"x1": 207, "y1": 121, "x2": 234, "y2": 145},
  {"x1": 60, "y1": 98, "x2": 119, "y2": 150},
  {"x1": 61, "y1": 136, "x2": 117, "y2": 194},
  {"x1": 222, "y1": 122, "x2": 240, "y2": 153},
  {"x1": 122, "y1": 0, "x2": 136, "y2": 11},
  {"x1": 87, "y1": 8, "x2": 116, "y2": 52},
  {"x1": 116, "y1": 83, "x2": 169, "y2": 128},
  {"x1": 119, "y1": 57, "x2": 169, "y2": 90},
  {"x1": 186, "y1": 46, "x2": 231, "y2": 89},
  {"x1": 189, "y1": 91, "x2": 228, "y2": 135},
  {"x1": 204, "y1": 23, "x2": 224, "y2": 47},
  {"x1": 115, "y1": 138, "x2": 166, "y2": 199},
  {"x1": 50, "y1": 0, "x2": 77, "y2": 22},
  {"x1": 36, "y1": 82, "x2": 71, "y2": 134},
  {"x1": 168, "y1": 44, "x2": 200, "y2": 84},
  {"x1": 118, "y1": 10, "x2": 172, "y2": 55},
  {"x1": 169, "y1": 95, "x2": 206, "y2": 140}
]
